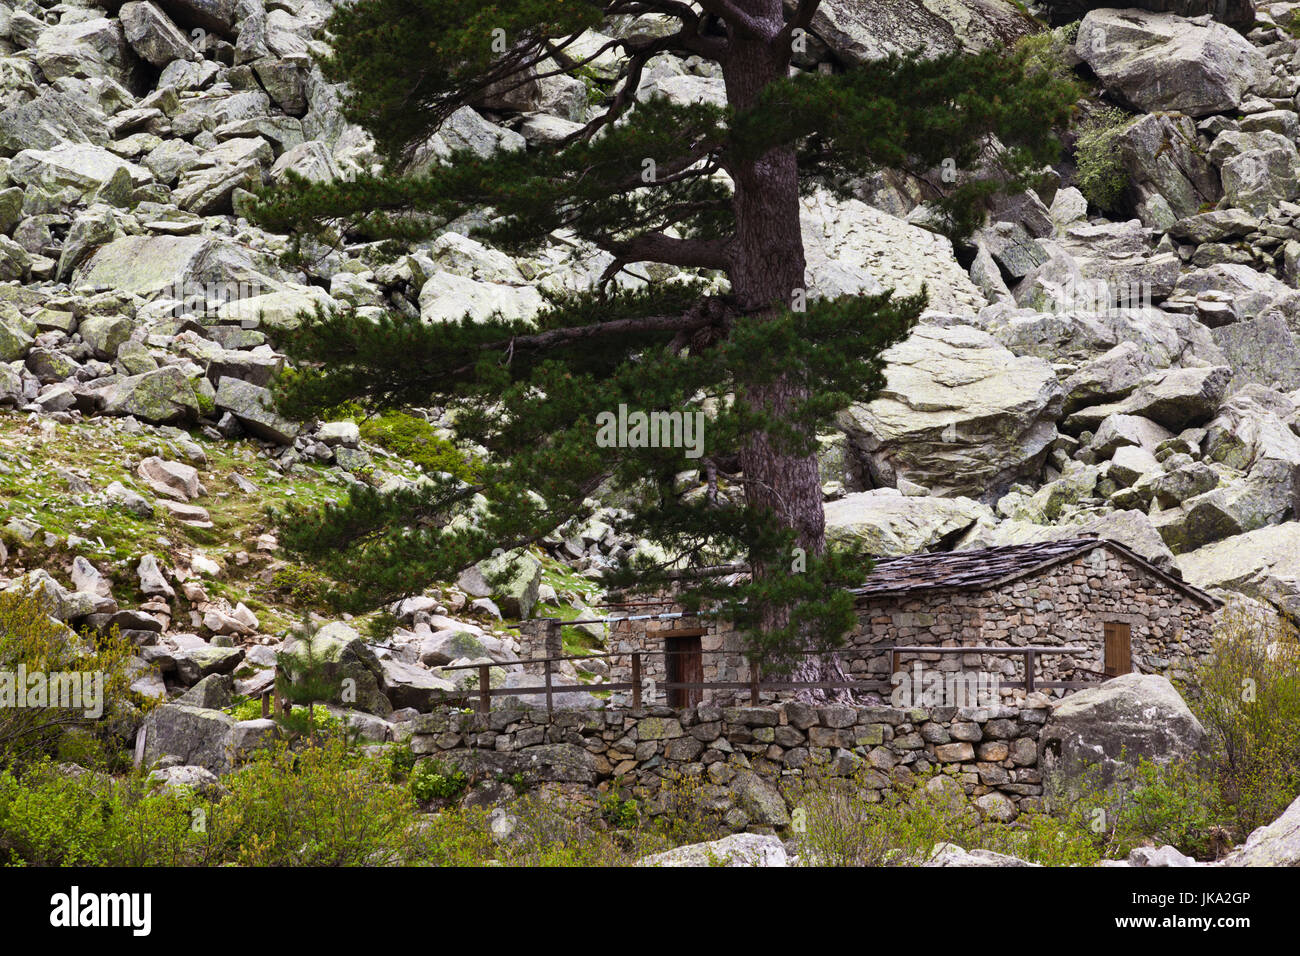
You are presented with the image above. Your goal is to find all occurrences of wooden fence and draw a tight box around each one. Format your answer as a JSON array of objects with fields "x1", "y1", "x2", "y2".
[{"x1": 436, "y1": 644, "x2": 1107, "y2": 716}]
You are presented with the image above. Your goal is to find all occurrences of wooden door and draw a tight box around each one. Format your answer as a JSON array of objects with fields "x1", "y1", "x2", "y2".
[
  {"x1": 665, "y1": 634, "x2": 703, "y2": 708},
  {"x1": 1104, "y1": 622, "x2": 1132, "y2": 676}
]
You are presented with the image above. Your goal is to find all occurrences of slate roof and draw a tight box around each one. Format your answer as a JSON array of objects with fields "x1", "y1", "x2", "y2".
[{"x1": 847, "y1": 537, "x2": 1221, "y2": 608}]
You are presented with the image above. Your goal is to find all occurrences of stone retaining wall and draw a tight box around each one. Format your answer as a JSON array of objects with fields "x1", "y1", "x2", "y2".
[{"x1": 408, "y1": 697, "x2": 1054, "y2": 830}]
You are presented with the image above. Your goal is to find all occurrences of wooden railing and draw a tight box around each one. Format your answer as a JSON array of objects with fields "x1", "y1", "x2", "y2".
[{"x1": 435, "y1": 644, "x2": 1106, "y2": 716}]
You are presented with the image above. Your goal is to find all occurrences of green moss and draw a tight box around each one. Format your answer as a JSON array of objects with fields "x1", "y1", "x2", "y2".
[{"x1": 354, "y1": 409, "x2": 481, "y2": 482}]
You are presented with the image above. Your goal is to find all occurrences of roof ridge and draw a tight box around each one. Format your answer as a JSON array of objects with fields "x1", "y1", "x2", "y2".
[{"x1": 852, "y1": 537, "x2": 1219, "y2": 609}]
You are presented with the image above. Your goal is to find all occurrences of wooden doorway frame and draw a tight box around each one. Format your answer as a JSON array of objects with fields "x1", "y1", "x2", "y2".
[{"x1": 663, "y1": 629, "x2": 705, "y2": 708}]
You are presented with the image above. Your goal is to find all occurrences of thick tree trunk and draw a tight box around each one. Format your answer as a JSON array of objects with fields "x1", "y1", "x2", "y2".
[
  {"x1": 722, "y1": 10, "x2": 848, "y2": 702},
  {"x1": 723, "y1": 14, "x2": 823, "y2": 561}
]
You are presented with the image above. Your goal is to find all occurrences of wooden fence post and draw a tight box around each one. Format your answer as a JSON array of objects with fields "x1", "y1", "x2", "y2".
[
  {"x1": 477, "y1": 663, "x2": 492, "y2": 713},
  {"x1": 1025, "y1": 649, "x2": 1036, "y2": 694},
  {"x1": 544, "y1": 658, "x2": 554, "y2": 717},
  {"x1": 750, "y1": 661, "x2": 760, "y2": 705},
  {"x1": 631, "y1": 652, "x2": 642, "y2": 708}
]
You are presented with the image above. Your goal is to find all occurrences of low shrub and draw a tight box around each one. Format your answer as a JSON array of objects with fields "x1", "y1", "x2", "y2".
[
  {"x1": 790, "y1": 769, "x2": 1103, "y2": 867},
  {"x1": 0, "y1": 589, "x2": 134, "y2": 770},
  {"x1": 1073, "y1": 105, "x2": 1133, "y2": 212},
  {"x1": 1043, "y1": 757, "x2": 1222, "y2": 861},
  {"x1": 1187, "y1": 602, "x2": 1300, "y2": 838},
  {"x1": 209, "y1": 741, "x2": 424, "y2": 866},
  {"x1": 410, "y1": 759, "x2": 469, "y2": 802},
  {"x1": 0, "y1": 762, "x2": 212, "y2": 867},
  {"x1": 598, "y1": 788, "x2": 640, "y2": 829}
]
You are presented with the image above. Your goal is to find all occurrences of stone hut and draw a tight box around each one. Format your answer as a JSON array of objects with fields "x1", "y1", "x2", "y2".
[{"x1": 605, "y1": 537, "x2": 1221, "y2": 707}]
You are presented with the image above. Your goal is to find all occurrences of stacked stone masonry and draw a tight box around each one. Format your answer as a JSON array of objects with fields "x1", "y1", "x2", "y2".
[
  {"x1": 605, "y1": 545, "x2": 1216, "y2": 706},
  {"x1": 408, "y1": 699, "x2": 1054, "y2": 829},
  {"x1": 847, "y1": 548, "x2": 1215, "y2": 688}
]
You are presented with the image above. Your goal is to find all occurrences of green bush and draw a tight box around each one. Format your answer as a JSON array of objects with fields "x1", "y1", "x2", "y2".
[
  {"x1": 269, "y1": 564, "x2": 334, "y2": 611},
  {"x1": 383, "y1": 741, "x2": 418, "y2": 783},
  {"x1": 1017, "y1": 22, "x2": 1082, "y2": 86},
  {"x1": 1111, "y1": 760, "x2": 1221, "y2": 859},
  {"x1": 0, "y1": 589, "x2": 134, "y2": 770},
  {"x1": 0, "y1": 762, "x2": 211, "y2": 867},
  {"x1": 228, "y1": 697, "x2": 265, "y2": 721},
  {"x1": 598, "y1": 788, "x2": 640, "y2": 829},
  {"x1": 410, "y1": 759, "x2": 469, "y2": 802},
  {"x1": 0, "y1": 748, "x2": 730, "y2": 867},
  {"x1": 0, "y1": 764, "x2": 118, "y2": 866},
  {"x1": 1074, "y1": 105, "x2": 1133, "y2": 212},
  {"x1": 1187, "y1": 603, "x2": 1300, "y2": 838},
  {"x1": 1044, "y1": 757, "x2": 1221, "y2": 861},
  {"x1": 211, "y1": 741, "x2": 423, "y2": 866},
  {"x1": 790, "y1": 769, "x2": 1103, "y2": 866},
  {"x1": 410, "y1": 776, "x2": 724, "y2": 867},
  {"x1": 2, "y1": 745, "x2": 436, "y2": 867}
]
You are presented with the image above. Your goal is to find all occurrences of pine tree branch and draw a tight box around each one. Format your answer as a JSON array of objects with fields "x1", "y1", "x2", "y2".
[
  {"x1": 695, "y1": 0, "x2": 772, "y2": 39},
  {"x1": 778, "y1": 0, "x2": 824, "y2": 44},
  {"x1": 606, "y1": 232, "x2": 731, "y2": 271},
  {"x1": 560, "y1": 25, "x2": 724, "y2": 147},
  {"x1": 480, "y1": 297, "x2": 731, "y2": 357}
]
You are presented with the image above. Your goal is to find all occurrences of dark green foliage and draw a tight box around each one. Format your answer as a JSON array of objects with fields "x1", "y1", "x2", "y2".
[
  {"x1": 598, "y1": 787, "x2": 640, "y2": 829},
  {"x1": 1073, "y1": 105, "x2": 1133, "y2": 213},
  {"x1": 733, "y1": 47, "x2": 1080, "y2": 237},
  {"x1": 383, "y1": 741, "x2": 418, "y2": 783},
  {"x1": 0, "y1": 762, "x2": 210, "y2": 867},
  {"x1": 269, "y1": 563, "x2": 334, "y2": 611},
  {"x1": 315, "y1": 0, "x2": 605, "y2": 166},
  {"x1": 273, "y1": 290, "x2": 919, "y2": 664}
]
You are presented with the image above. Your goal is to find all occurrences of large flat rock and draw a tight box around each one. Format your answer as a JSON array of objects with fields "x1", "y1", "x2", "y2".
[
  {"x1": 799, "y1": 0, "x2": 1039, "y2": 63},
  {"x1": 825, "y1": 489, "x2": 992, "y2": 556},
  {"x1": 839, "y1": 324, "x2": 1063, "y2": 500},
  {"x1": 801, "y1": 189, "x2": 986, "y2": 313},
  {"x1": 73, "y1": 234, "x2": 285, "y2": 300},
  {"x1": 1176, "y1": 522, "x2": 1300, "y2": 593},
  {"x1": 1076, "y1": 9, "x2": 1269, "y2": 117}
]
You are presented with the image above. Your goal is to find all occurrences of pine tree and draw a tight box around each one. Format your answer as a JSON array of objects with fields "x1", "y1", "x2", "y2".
[
  {"x1": 252, "y1": 1, "x2": 1076, "y2": 691},
  {"x1": 275, "y1": 619, "x2": 344, "y2": 745}
]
